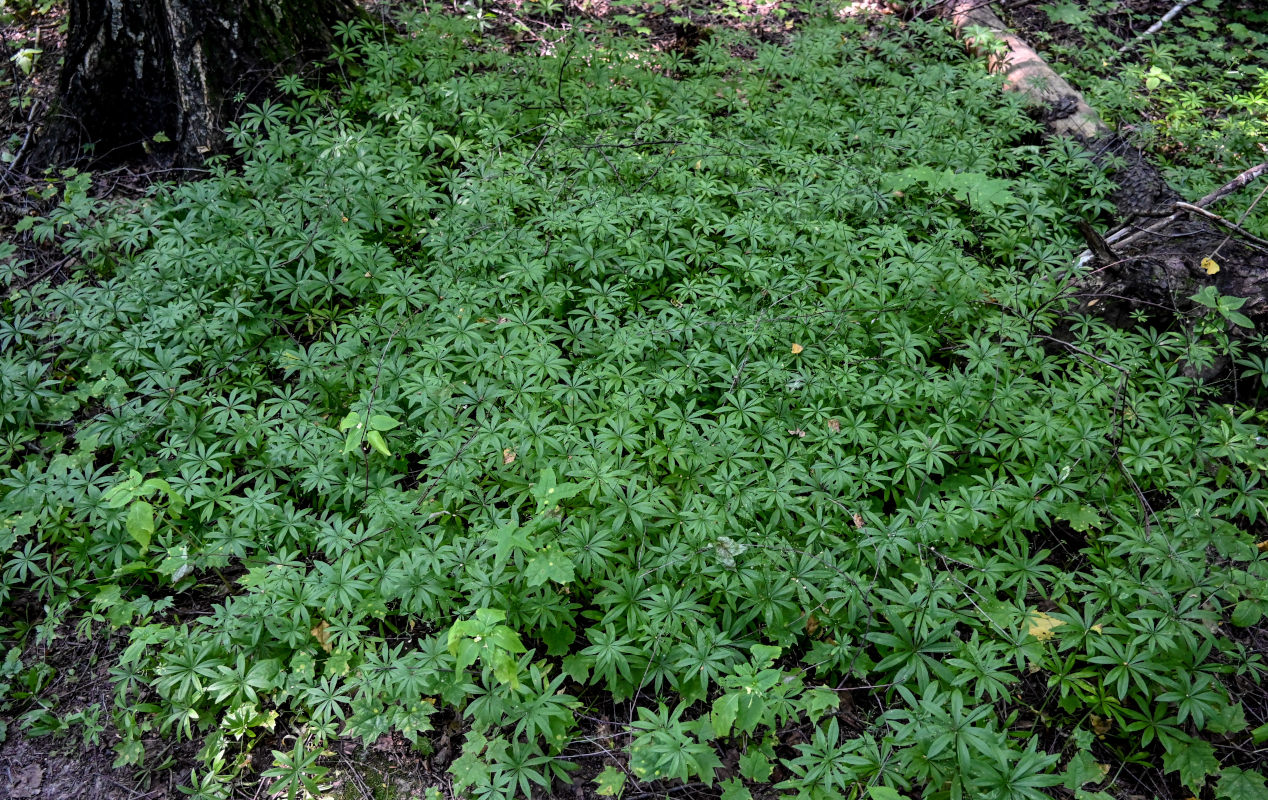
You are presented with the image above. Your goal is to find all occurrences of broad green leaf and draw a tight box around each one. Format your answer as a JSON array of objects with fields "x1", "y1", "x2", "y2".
[
  {"x1": 1216, "y1": 767, "x2": 1268, "y2": 800},
  {"x1": 1206, "y1": 701, "x2": 1247, "y2": 735},
  {"x1": 735, "y1": 691, "x2": 766, "y2": 735},
  {"x1": 712, "y1": 691, "x2": 738, "y2": 739},
  {"x1": 750, "y1": 644, "x2": 781, "y2": 668},
  {"x1": 1163, "y1": 739, "x2": 1219, "y2": 794},
  {"x1": 490, "y1": 651, "x2": 522, "y2": 689},
  {"x1": 366, "y1": 430, "x2": 391, "y2": 456},
  {"x1": 531, "y1": 467, "x2": 582, "y2": 511},
  {"x1": 449, "y1": 747, "x2": 490, "y2": 791},
  {"x1": 956, "y1": 174, "x2": 1017, "y2": 210},
  {"x1": 102, "y1": 470, "x2": 144, "y2": 508},
  {"x1": 595, "y1": 766, "x2": 627, "y2": 797},
  {"x1": 125, "y1": 500, "x2": 155, "y2": 551},
  {"x1": 489, "y1": 522, "x2": 534, "y2": 568},
  {"x1": 523, "y1": 545, "x2": 574, "y2": 586},
  {"x1": 1253, "y1": 722, "x2": 1268, "y2": 744},
  {"x1": 562, "y1": 654, "x2": 591, "y2": 683},
  {"x1": 739, "y1": 749, "x2": 773, "y2": 782},
  {"x1": 801, "y1": 686, "x2": 840, "y2": 722},
  {"x1": 720, "y1": 778, "x2": 752, "y2": 800},
  {"x1": 1228, "y1": 311, "x2": 1255, "y2": 329},
  {"x1": 1063, "y1": 750, "x2": 1108, "y2": 790},
  {"x1": 1056, "y1": 502, "x2": 1103, "y2": 532},
  {"x1": 343, "y1": 428, "x2": 364, "y2": 454},
  {"x1": 368, "y1": 414, "x2": 401, "y2": 431}
]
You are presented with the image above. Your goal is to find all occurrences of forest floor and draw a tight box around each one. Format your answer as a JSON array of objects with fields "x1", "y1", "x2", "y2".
[{"x1": 0, "y1": 2, "x2": 1264, "y2": 800}]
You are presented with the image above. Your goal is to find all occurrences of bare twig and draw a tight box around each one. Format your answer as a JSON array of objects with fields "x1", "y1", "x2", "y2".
[
  {"x1": 1194, "y1": 161, "x2": 1268, "y2": 209},
  {"x1": 1175, "y1": 201, "x2": 1268, "y2": 253},
  {"x1": 1095, "y1": 163, "x2": 1268, "y2": 258},
  {"x1": 1117, "y1": 0, "x2": 1201, "y2": 54},
  {"x1": 0, "y1": 98, "x2": 44, "y2": 186}
]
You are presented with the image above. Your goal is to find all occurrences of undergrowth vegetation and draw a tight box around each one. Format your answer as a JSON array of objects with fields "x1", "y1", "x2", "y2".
[
  {"x1": 1, "y1": 6, "x2": 1268, "y2": 799},
  {"x1": 1022, "y1": 0, "x2": 1268, "y2": 236}
]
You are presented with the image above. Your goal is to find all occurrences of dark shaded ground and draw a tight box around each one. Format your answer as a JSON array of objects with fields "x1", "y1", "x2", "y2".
[{"x1": 0, "y1": 625, "x2": 178, "y2": 800}]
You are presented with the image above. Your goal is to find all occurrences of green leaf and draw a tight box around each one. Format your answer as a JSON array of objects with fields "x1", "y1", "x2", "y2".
[
  {"x1": 125, "y1": 501, "x2": 155, "y2": 551},
  {"x1": 1042, "y1": 1, "x2": 1090, "y2": 25},
  {"x1": 957, "y1": 174, "x2": 1017, "y2": 210},
  {"x1": 720, "y1": 778, "x2": 752, "y2": 800},
  {"x1": 1227, "y1": 311, "x2": 1255, "y2": 329},
  {"x1": 368, "y1": 414, "x2": 401, "y2": 431},
  {"x1": 711, "y1": 692, "x2": 738, "y2": 739},
  {"x1": 523, "y1": 545, "x2": 574, "y2": 586},
  {"x1": 595, "y1": 766, "x2": 627, "y2": 797},
  {"x1": 103, "y1": 470, "x2": 144, "y2": 508},
  {"x1": 1064, "y1": 750, "x2": 1108, "y2": 790},
  {"x1": 343, "y1": 427, "x2": 364, "y2": 454},
  {"x1": 1206, "y1": 701, "x2": 1247, "y2": 735},
  {"x1": 490, "y1": 650, "x2": 522, "y2": 690},
  {"x1": 1056, "y1": 502, "x2": 1103, "y2": 532},
  {"x1": 1253, "y1": 722, "x2": 1268, "y2": 744},
  {"x1": 530, "y1": 467, "x2": 582, "y2": 512},
  {"x1": 1163, "y1": 739, "x2": 1219, "y2": 794},
  {"x1": 338, "y1": 411, "x2": 361, "y2": 432},
  {"x1": 801, "y1": 686, "x2": 840, "y2": 723},
  {"x1": 449, "y1": 747, "x2": 490, "y2": 791},
  {"x1": 1216, "y1": 767, "x2": 1268, "y2": 800},
  {"x1": 738, "y1": 749, "x2": 773, "y2": 782},
  {"x1": 734, "y1": 691, "x2": 766, "y2": 735},
  {"x1": 541, "y1": 624, "x2": 576, "y2": 656},
  {"x1": 1232, "y1": 600, "x2": 1263, "y2": 627},
  {"x1": 489, "y1": 521, "x2": 534, "y2": 569},
  {"x1": 749, "y1": 644, "x2": 781, "y2": 668},
  {"x1": 867, "y1": 787, "x2": 906, "y2": 800},
  {"x1": 561, "y1": 654, "x2": 591, "y2": 683},
  {"x1": 366, "y1": 430, "x2": 391, "y2": 456},
  {"x1": 1190, "y1": 285, "x2": 1220, "y2": 308}
]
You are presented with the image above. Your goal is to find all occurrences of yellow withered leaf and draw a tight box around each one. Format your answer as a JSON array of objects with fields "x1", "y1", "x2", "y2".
[
  {"x1": 1201, "y1": 257, "x2": 1220, "y2": 275},
  {"x1": 502, "y1": 448, "x2": 517, "y2": 465},
  {"x1": 1026, "y1": 611, "x2": 1066, "y2": 642},
  {"x1": 311, "y1": 620, "x2": 333, "y2": 653},
  {"x1": 791, "y1": 343, "x2": 804, "y2": 355}
]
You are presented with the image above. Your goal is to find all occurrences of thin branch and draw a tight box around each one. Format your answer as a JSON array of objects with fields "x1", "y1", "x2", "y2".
[
  {"x1": 1117, "y1": 0, "x2": 1201, "y2": 54},
  {"x1": 1194, "y1": 161, "x2": 1268, "y2": 210},
  {"x1": 1084, "y1": 161, "x2": 1268, "y2": 265},
  {"x1": 1175, "y1": 201, "x2": 1268, "y2": 253}
]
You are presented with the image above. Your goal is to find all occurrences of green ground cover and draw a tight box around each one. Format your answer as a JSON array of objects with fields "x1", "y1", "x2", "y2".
[{"x1": 1, "y1": 5, "x2": 1267, "y2": 799}]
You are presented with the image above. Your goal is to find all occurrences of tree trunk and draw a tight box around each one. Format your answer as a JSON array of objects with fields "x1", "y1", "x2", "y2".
[{"x1": 36, "y1": 0, "x2": 361, "y2": 167}]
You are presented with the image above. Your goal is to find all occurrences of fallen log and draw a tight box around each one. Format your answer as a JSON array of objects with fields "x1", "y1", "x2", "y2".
[{"x1": 939, "y1": 0, "x2": 1268, "y2": 323}]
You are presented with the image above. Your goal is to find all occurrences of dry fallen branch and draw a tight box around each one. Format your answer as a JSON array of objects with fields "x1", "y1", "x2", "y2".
[
  {"x1": 1117, "y1": 0, "x2": 1202, "y2": 54},
  {"x1": 1194, "y1": 162, "x2": 1268, "y2": 210},
  {"x1": 1174, "y1": 203, "x2": 1268, "y2": 254},
  {"x1": 1093, "y1": 161, "x2": 1268, "y2": 261}
]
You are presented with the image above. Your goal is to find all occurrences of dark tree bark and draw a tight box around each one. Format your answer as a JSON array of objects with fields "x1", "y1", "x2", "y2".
[{"x1": 35, "y1": 0, "x2": 361, "y2": 166}]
